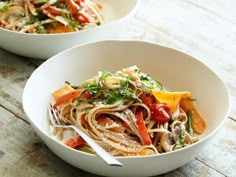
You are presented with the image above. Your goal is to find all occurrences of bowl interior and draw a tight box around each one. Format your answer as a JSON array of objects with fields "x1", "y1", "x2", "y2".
[
  {"x1": 0, "y1": 0, "x2": 138, "y2": 33},
  {"x1": 23, "y1": 40, "x2": 230, "y2": 176},
  {"x1": 23, "y1": 40, "x2": 230, "y2": 137}
]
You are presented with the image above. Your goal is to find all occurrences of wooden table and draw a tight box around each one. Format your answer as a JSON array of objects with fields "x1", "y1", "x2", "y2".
[{"x1": 0, "y1": 0, "x2": 235, "y2": 176}]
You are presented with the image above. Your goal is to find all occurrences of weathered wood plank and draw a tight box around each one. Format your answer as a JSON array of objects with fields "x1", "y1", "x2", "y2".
[
  {"x1": 0, "y1": 106, "x2": 99, "y2": 177},
  {"x1": 0, "y1": 1, "x2": 235, "y2": 177},
  {"x1": 164, "y1": 159, "x2": 226, "y2": 177},
  {"x1": 184, "y1": 0, "x2": 236, "y2": 24},
  {"x1": 0, "y1": 48, "x2": 37, "y2": 121},
  {"x1": 196, "y1": 118, "x2": 236, "y2": 177},
  {"x1": 24, "y1": 58, "x2": 45, "y2": 66}
]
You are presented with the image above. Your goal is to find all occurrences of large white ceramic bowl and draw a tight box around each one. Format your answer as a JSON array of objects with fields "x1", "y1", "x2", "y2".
[
  {"x1": 23, "y1": 40, "x2": 230, "y2": 177},
  {"x1": 0, "y1": 0, "x2": 138, "y2": 59}
]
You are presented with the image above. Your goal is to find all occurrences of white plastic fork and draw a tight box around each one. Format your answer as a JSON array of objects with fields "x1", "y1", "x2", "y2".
[{"x1": 48, "y1": 104, "x2": 123, "y2": 166}]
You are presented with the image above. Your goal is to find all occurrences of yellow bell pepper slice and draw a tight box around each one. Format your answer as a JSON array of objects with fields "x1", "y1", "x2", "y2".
[{"x1": 152, "y1": 90, "x2": 206, "y2": 134}]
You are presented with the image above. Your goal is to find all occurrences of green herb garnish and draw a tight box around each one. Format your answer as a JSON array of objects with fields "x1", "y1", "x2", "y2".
[
  {"x1": 103, "y1": 81, "x2": 137, "y2": 104},
  {"x1": 140, "y1": 73, "x2": 163, "y2": 91},
  {"x1": 78, "y1": 146, "x2": 93, "y2": 154},
  {"x1": 35, "y1": 0, "x2": 49, "y2": 3},
  {"x1": 99, "y1": 71, "x2": 113, "y2": 82},
  {"x1": 37, "y1": 25, "x2": 46, "y2": 34},
  {"x1": 187, "y1": 110, "x2": 194, "y2": 136},
  {"x1": 63, "y1": 14, "x2": 82, "y2": 29},
  {"x1": 174, "y1": 124, "x2": 186, "y2": 150}
]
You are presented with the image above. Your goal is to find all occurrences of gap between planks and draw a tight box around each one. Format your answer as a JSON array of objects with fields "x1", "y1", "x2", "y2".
[
  {"x1": 195, "y1": 158, "x2": 227, "y2": 177},
  {"x1": 182, "y1": 0, "x2": 236, "y2": 25},
  {"x1": 0, "y1": 105, "x2": 30, "y2": 125}
]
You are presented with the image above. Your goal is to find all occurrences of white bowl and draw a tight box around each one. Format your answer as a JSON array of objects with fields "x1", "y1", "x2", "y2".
[
  {"x1": 23, "y1": 40, "x2": 230, "y2": 177},
  {"x1": 0, "y1": 0, "x2": 138, "y2": 59}
]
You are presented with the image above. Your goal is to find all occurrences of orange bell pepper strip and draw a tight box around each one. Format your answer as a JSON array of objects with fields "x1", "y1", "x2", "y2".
[
  {"x1": 53, "y1": 88, "x2": 92, "y2": 108},
  {"x1": 151, "y1": 91, "x2": 190, "y2": 113},
  {"x1": 46, "y1": 25, "x2": 75, "y2": 33},
  {"x1": 53, "y1": 85, "x2": 75, "y2": 101},
  {"x1": 180, "y1": 98, "x2": 206, "y2": 134},
  {"x1": 120, "y1": 148, "x2": 155, "y2": 156},
  {"x1": 53, "y1": 89, "x2": 82, "y2": 108}
]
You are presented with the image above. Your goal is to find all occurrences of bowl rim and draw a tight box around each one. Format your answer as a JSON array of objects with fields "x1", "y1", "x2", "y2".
[
  {"x1": 22, "y1": 39, "x2": 231, "y2": 160},
  {"x1": 0, "y1": 0, "x2": 139, "y2": 36}
]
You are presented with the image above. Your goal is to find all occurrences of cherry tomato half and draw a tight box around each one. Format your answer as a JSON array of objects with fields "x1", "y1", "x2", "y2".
[{"x1": 150, "y1": 104, "x2": 172, "y2": 123}]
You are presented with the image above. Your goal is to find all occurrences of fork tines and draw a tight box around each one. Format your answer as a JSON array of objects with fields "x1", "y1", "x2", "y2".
[{"x1": 49, "y1": 104, "x2": 62, "y2": 126}]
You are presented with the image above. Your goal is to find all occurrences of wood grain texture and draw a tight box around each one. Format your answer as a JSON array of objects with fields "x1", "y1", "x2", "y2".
[
  {"x1": 196, "y1": 118, "x2": 236, "y2": 177},
  {"x1": 184, "y1": 0, "x2": 236, "y2": 24},
  {"x1": 0, "y1": 48, "x2": 38, "y2": 121},
  {"x1": 0, "y1": 107, "x2": 98, "y2": 177},
  {"x1": 0, "y1": 0, "x2": 235, "y2": 176}
]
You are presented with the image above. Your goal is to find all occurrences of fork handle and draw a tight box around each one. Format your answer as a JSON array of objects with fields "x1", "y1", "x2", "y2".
[{"x1": 71, "y1": 126, "x2": 123, "y2": 166}]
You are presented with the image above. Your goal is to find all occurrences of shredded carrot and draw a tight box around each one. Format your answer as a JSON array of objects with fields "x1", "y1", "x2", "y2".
[{"x1": 46, "y1": 25, "x2": 75, "y2": 33}]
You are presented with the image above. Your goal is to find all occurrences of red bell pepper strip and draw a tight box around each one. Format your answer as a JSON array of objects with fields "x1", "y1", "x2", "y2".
[
  {"x1": 0, "y1": 22, "x2": 4, "y2": 28},
  {"x1": 53, "y1": 89, "x2": 82, "y2": 108},
  {"x1": 78, "y1": 12, "x2": 90, "y2": 23},
  {"x1": 75, "y1": 0, "x2": 84, "y2": 6},
  {"x1": 122, "y1": 121, "x2": 130, "y2": 129},
  {"x1": 73, "y1": 12, "x2": 90, "y2": 23},
  {"x1": 67, "y1": 0, "x2": 80, "y2": 14},
  {"x1": 65, "y1": 136, "x2": 84, "y2": 149},
  {"x1": 136, "y1": 111, "x2": 152, "y2": 145},
  {"x1": 53, "y1": 89, "x2": 92, "y2": 108},
  {"x1": 44, "y1": 6, "x2": 63, "y2": 16}
]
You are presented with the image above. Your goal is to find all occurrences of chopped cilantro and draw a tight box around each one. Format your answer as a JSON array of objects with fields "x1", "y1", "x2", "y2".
[
  {"x1": 99, "y1": 71, "x2": 113, "y2": 82},
  {"x1": 37, "y1": 25, "x2": 46, "y2": 34}
]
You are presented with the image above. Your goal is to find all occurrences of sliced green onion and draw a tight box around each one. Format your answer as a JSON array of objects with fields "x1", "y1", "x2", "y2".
[
  {"x1": 187, "y1": 110, "x2": 194, "y2": 136},
  {"x1": 35, "y1": 0, "x2": 49, "y2": 3},
  {"x1": 37, "y1": 25, "x2": 46, "y2": 34},
  {"x1": 78, "y1": 147, "x2": 93, "y2": 154}
]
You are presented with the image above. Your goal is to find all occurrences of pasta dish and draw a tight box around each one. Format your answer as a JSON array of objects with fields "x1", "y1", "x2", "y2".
[
  {"x1": 0, "y1": 0, "x2": 102, "y2": 34},
  {"x1": 51, "y1": 65, "x2": 206, "y2": 156}
]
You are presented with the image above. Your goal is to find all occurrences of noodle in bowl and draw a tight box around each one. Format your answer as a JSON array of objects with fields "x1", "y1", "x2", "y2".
[
  {"x1": 0, "y1": 0, "x2": 138, "y2": 59},
  {"x1": 23, "y1": 40, "x2": 230, "y2": 177}
]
